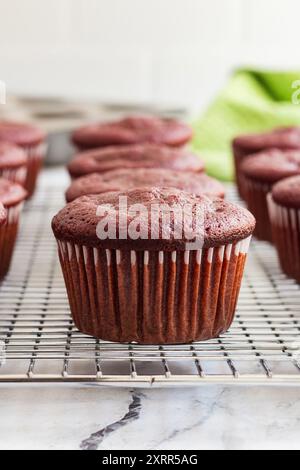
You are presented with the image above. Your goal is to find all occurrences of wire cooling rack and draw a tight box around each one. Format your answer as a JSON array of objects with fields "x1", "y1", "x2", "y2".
[{"x1": 1, "y1": 168, "x2": 300, "y2": 387}]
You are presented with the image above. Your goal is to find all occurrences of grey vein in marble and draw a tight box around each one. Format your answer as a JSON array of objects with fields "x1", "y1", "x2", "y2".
[
  {"x1": 80, "y1": 390, "x2": 143, "y2": 451},
  {"x1": 152, "y1": 388, "x2": 227, "y2": 449}
]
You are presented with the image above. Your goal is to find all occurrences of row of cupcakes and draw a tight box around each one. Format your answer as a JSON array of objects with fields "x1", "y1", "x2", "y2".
[
  {"x1": 0, "y1": 121, "x2": 46, "y2": 280},
  {"x1": 0, "y1": 121, "x2": 46, "y2": 197},
  {"x1": 232, "y1": 126, "x2": 300, "y2": 282},
  {"x1": 52, "y1": 115, "x2": 256, "y2": 344}
]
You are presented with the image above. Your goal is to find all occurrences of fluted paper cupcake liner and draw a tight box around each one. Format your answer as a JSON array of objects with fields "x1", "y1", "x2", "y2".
[
  {"x1": 23, "y1": 142, "x2": 47, "y2": 198},
  {"x1": 0, "y1": 166, "x2": 27, "y2": 186},
  {"x1": 56, "y1": 237, "x2": 251, "y2": 344},
  {"x1": 0, "y1": 202, "x2": 24, "y2": 280},
  {"x1": 243, "y1": 177, "x2": 272, "y2": 242},
  {"x1": 268, "y1": 194, "x2": 300, "y2": 282}
]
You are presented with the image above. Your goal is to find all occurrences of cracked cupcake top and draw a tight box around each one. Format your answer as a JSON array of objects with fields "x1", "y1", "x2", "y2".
[{"x1": 53, "y1": 187, "x2": 255, "y2": 251}]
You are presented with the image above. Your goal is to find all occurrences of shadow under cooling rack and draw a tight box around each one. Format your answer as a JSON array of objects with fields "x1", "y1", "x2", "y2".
[{"x1": 1, "y1": 171, "x2": 300, "y2": 387}]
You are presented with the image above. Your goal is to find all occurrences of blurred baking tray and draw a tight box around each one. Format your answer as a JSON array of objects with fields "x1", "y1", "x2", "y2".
[{"x1": 1, "y1": 168, "x2": 300, "y2": 387}]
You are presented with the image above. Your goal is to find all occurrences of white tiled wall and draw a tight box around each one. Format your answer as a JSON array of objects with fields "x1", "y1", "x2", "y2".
[{"x1": 0, "y1": 0, "x2": 298, "y2": 112}]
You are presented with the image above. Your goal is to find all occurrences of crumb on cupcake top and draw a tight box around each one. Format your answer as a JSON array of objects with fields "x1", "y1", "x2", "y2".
[
  {"x1": 0, "y1": 177, "x2": 27, "y2": 207},
  {"x1": 72, "y1": 115, "x2": 193, "y2": 149},
  {"x1": 241, "y1": 149, "x2": 300, "y2": 184},
  {"x1": 272, "y1": 175, "x2": 300, "y2": 208},
  {"x1": 0, "y1": 141, "x2": 27, "y2": 169},
  {"x1": 53, "y1": 187, "x2": 255, "y2": 251},
  {"x1": 68, "y1": 143, "x2": 204, "y2": 178},
  {"x1": 233, "y1": 127, "x2": 300, "y2": 154},
  {"x1": 0, "y1": 121, "x2": 45, "y2": 147},
  {"x1": 65, "y1": 168, "x2": 224, "y2": 202}
]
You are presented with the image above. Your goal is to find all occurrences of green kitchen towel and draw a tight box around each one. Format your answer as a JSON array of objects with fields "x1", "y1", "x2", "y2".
[{"x1": 191, "y1": 69, "x2": 300, "y2": 181}]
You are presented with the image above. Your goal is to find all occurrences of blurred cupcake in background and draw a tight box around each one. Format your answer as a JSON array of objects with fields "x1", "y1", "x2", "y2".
[
  {"x1": 240, "y1": 149, "x2": 300, "y2": 242},
  {"x1": 0, "y1": 121, "x2": 46, "y2": 198},
  {"x1": 0, "y1": 142, "x2": 27, "y2": 186},
  {"x1": 72, "y1": 115, "x2": 193, "y2": 151},
  {"x1": 0, "y1": 178, "x2": 27, "y2": 280},
  {"x1": 233, "y1": 127, "x2": 300, "y2": 197},
  {"x1": 68, "y1": 143, "x2": 204, "y2": 179},
  {"x1": 268, "y1": 176, "x2": 300, "y2": 283},
  {"x1": 65, "y1": 168, "x2": 225, "y2": 202}
]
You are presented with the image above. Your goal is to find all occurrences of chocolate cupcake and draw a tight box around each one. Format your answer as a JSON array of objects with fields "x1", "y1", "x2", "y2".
[
  {"x1": 241, "y1": 149, "x2": 300, "y2": 242},
  {"x1": 68, "y1": 144, "x2": 204, "y2": 179},
  {"x1": 0, "y1": 178, "x2": 27, "y2": 279},
  {"x1": 65, "y1": 168, "x2": 225, "y2": 203},
  {"x1": 233, "y1": 127, "x2": 300, "y2": 197},
  {"x1": 268, "y1": 176, "x2": 300, "y2": 282},
  {"x1": 0, "y1": 141, "x2": 27, "y2": 186},
  {"x1": 52, "y1": 188, "x2": 255, "y2": 344},
  {"x1": 72, "y1": 115, "x2": 193, "y2": 150},
  {"x1": 0, "y1": 121, "x2": 46, "y2": 198}
]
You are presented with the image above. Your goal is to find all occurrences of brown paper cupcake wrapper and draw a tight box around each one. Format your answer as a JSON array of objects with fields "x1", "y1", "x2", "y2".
[
  {"x1": 243, "y1": 177, "x2": 272, "y2": 242},
  {"x1": 0, "y1": 202, "x2": 24, "y2": 280},
  {"x1": 268, "y1": 194, "x2": 300, "y2": 282},
  {"x1": 23, "y1": 142, "x2": 47, "y2": 198},
  {"x1": 0, "y1": 166, "x2": 27, "y2": 186},
  {"x1": 56, "y1": 237, "x2": 251, "y2": 344}
]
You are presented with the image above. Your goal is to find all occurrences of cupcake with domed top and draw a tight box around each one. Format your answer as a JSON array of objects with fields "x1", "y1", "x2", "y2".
[
  {"x1": 72, "y1": 115, "x2": 193, "y2": 150},
  {"x1": 268, "y1": 175, "x2": 300, "y2": 282},
  {"x1": 65, "y1": 168, "x2": 224, "y2": 202},
  {"x1": 241, "y1": 149, "x2": 300, "y2": 242},
  {"x1": 52, "y1": 187, "x2": 255, "y2": 344},
  {"x1": 68, "y1": 143, "x2": 204, "y2": 180},
  {"x1": 233, "y1": 126, "x2": 300, "y2": 197}
]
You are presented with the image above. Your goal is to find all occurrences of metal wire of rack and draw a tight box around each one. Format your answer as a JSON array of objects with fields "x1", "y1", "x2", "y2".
[{"x1": 1, "y1": 169, "x2": 300, "y2": 387}]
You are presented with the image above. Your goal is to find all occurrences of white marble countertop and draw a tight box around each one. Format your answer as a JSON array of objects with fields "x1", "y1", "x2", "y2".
[{"x1": 0, "y1": 384, "x2": 299, "y2": 450}]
